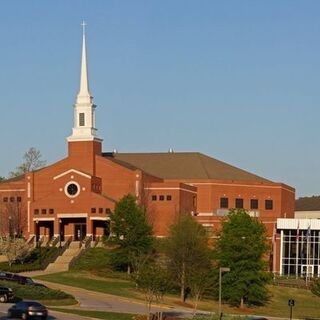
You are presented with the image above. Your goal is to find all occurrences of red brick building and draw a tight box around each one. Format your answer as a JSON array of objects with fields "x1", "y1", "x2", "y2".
[{"x1": 0, "y1": 28, "x2": 295, "y2": 271}]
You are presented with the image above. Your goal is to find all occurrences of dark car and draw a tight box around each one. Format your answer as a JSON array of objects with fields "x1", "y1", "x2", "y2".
[
  {"x1": 7, "y1": 301, "x2": 48, "y2": 319},
  {"x1": 0, "y1": 285, "x2": 14, "y2": 303}
]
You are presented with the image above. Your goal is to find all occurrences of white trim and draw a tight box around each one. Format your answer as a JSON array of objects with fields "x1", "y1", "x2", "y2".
[
  {"x1": 277, "y1": 218, "x2": 320, "y2": 230},
  {"x1": 64, "y1": 181, "x2": 81, "y2": 198},
  {"x1": 90, "y1": 217, "x2": 110, "y2": 221},
  {"x1": 53, "y1": 169, "x2": 91, "y2": 180},
  {"x1": 190, "y1": 182, "x2": 294, "y2": 193},
  {"x1": 57, "y1": 213, "x2": 88, "y2": 218},
  {"x1": 144, "y1": 187, "x2": 197, "y2": 194},
  {"x1": 280, "y1": 230, "x2": 284, "y2": 276},
  {"x1": 0, "y1": 189, "x2": 25, "y2": 192},
  {"x1": 197, "y1": 212, "x2": 213, "y2": 216},
  {"x1": 33, "y1": 218, "x2": 55, "y2": 222},
  {"x1": 202, "y1": 223, "x2": 214, "y2": 227},
  {"x1": 27, "y1": 182, "x2": 31, "y2": 198}
]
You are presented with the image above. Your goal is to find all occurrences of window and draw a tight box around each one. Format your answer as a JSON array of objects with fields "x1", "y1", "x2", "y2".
[
  {"x1": 3, "y1": 197, "x2": 8, "y2": 203},
  {"x1": 79, "y1": 113, "x2": 85, "y2": 126},
  {"x1": 49, "y1": 209, "x2": 54, "y2": 214},
  {"x1": 152, "y1": 195, "x2": 157, "y2": 201},
  {"x1": 250, "y1": 199, "x2": 258, "y2": 210},
  {"x1": 159, "y1": 195, "x2": 165, "y2": 201},
  {"x1": 34, "y1": 209, "x2": 39, "y2": 215},
  {"x1": 91, "y1": 208, "x2": 96, "y2": 213},
  {"x1": 265, "y1": 199, "x2": 273, "y2": 210},
  {"x1": 17, "y1": 196, "x2": 22, "y2": 202},
  {"x1": 99, "y1": 208, "x2": 103, "y2": 214},
  {"x1": 235, "y1": 198, "x2": 243, "y2": 209},
  {"x1": 220, "y1": 197, "x2": 228, "y2": 209},
  {"x1": 166, "y1": 195, "x2": 172, "y2": 201},
  {"x1": 10, "y1": 197, "x2": 14, "y2": 202},
  {"x1": 41, "y1": 209, "x2": 46, "y2": 215}
]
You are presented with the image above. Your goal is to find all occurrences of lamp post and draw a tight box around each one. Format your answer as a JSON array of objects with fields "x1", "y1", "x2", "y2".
[
  {"x1": 36, "y1": 219, "x2": 42, "y2": 268},
  {"x1": 219, "y1": 267, "x2": 230, "y2": 320}
]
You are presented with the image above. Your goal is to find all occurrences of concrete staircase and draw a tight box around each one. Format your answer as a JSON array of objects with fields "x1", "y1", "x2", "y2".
[{"x1": 45, "y1": 241, "x2": 83, "y2": 273}]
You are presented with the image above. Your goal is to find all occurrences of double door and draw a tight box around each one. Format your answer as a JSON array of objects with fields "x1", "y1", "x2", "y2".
[{"x1": 74, "y1": 223, "x2": 86, "y2": 241}]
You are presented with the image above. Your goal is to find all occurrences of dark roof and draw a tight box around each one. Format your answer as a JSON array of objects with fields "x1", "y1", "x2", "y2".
[
  {"x1": 295, "y1": 196, "x2": 320, "y2": 211},
  {"x1": 103, "y1": 152, "x2": 272, "y2": 183}
]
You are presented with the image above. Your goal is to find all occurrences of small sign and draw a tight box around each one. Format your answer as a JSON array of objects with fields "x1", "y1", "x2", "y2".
[{"x1": 288, "y1": 299, "x2": 295, "y2": 307}]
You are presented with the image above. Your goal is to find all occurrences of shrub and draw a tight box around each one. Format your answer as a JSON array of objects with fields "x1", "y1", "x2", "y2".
[
  {"x1": 311, "y1": 278, "x2": 320, "y2": 297},
  {"x1": 0, "y1": 280, "x2": 73, "y2": 301}
]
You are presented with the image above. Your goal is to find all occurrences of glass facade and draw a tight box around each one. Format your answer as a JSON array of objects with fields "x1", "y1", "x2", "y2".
[{"x1": 281, "y1": 229, "x2": 320, "y2": 277}]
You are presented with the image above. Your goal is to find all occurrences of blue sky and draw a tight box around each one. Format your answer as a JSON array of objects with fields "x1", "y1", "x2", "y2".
[{"x1": 0, "y1": 1, "x2": 319, "y2": 197}]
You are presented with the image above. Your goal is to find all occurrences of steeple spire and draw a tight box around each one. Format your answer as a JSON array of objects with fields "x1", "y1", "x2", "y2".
[
  {"x1": 67, "y1": 22, "x2": 102, "y2": 143},
  {"x1": 77, "y1": 21, "x2": 91, "y2": 104}
]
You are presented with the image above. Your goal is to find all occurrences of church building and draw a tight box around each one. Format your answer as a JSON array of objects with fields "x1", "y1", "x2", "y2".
[{"x1": 0, "y1": 27, "x2": 295, "y2": 272}]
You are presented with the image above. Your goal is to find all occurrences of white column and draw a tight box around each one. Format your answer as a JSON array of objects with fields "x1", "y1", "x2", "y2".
[{"x1": 280, "y1": 230, "x2": 284, "y2": 276}]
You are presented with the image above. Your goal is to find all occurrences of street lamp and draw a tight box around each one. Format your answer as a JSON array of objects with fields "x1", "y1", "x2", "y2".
[{"x1": 219, "y1": 267, "x2": 230, "y2": 320}]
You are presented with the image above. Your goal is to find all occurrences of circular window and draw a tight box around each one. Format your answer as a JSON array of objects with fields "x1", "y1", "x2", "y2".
[{"x1": 64, "y1": 181, "x2": 80, "y2": 198}]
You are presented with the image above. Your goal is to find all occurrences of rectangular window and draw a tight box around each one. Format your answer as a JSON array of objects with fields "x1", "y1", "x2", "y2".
[
  {"x1": 250, "y1": 199, "x2": 258, "y2": 210},
  {"x1": 79, "y1": 113, "x2": 85, "y2": 126},
  {"x1": 220, "y1": 197, "x2": 228, "y2": 209},
  {"x1": 91, "y1": 208, "x2": 96, "y2": 213},
  {"x1": 152, "y1": 195, "x2": 157, "y2": 201},
  {"x1": 3, "y1": 197, "x2": 8, "y2": 203},
  {"x1": 99, "y1": 208, "x2": 103, "y2": 214},
  {"x1": 159, "y1": 195, "x2": 165, "y2": 201},
  {"x1": 49, "y1": 209, "x2": 54, "y2": 214},
  {"x1": 265, "y1": 200, "x2": 273, "y2": 210},
  {"x1": 41, "y1": 209, "x2": 46, "y2": 215},
  {"x1": 34, "y1": 209, "x2": 39, "y2": 215},
  {"x1": 166, "y1": 195, "x2": 172, "y2": 201},
  {"x1": 235, "y1": 198, "x2": 243, "y2": 209},
  {"x1": 10, "y1": 197, "x2": 14, "y2": 202},
  {"x1": 17, "y1": 197, "x2": 22, "y2": 202},
  {"x1": 105, "y1": 208, "x2": 111, "y2": 214}
]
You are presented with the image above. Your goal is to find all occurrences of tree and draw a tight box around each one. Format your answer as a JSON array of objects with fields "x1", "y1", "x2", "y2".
[
  {"x1": 0, "y1": 238, "x2": 30, "y2": 266},
  {"x1": 9, "y1": 147, "x2": 46, "y2": 178},
  {"x1": 214, "y1": 209, "x2": 271, "y2": 308},
  {"x1": 109, "y1": 194, "x2": 154, "y2": 273},
  {"x1": 165, "y1": 214, "x2": 213, "y2": 301},
  {"x1": 0, "y1": 177, "x2": 5, "y2": 182},
  {"x1": 133, "y1": 261, "x2": 170, "y2": 320}
]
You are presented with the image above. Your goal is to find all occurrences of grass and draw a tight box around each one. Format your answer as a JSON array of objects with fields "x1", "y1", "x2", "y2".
[
  {"x1": 36, "y1": 271, "x2": 139, "y2": 299},
  {"x1": 50, "y1": 307, "x2": 134, "y2": 320}
]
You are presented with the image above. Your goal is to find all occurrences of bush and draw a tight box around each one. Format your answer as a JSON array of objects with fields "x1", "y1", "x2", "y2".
[
  {"x1": 0, "y1": 280, "x2": 73, "y2": 301},
  {"x1": 311, "y1": 278, "x2": 320, "y2": 297}
]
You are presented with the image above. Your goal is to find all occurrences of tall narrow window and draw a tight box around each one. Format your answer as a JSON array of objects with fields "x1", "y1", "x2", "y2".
[
  {"x1": 235, "y1": 198, "x2": 243, "y2": 209},
  {"x1": 220, "y1": 197, "x2": 228, "y2": 209},
  {"x1": 265, "y1": 200, "x2": 273, "y2": 210},
  {"x1": 79, "y1": 113, "x2": 85, "y2": 126},
  {"x1": 250, "y1": 199, "x2": 258, "y2": 209}
]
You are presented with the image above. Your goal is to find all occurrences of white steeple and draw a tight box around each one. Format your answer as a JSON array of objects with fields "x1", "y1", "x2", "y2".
[{"x1": 67, "y1": 22, "x2": 102, "y2": 143}]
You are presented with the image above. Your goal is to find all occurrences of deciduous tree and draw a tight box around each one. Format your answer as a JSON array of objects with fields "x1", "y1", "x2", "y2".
[
  {"x1": 214, "y1": 209, "x2": 271, "y2": 308},
  {"x1": 109, "y1": 194, "x2": 154, "y2": 273},
  {"x1": 165, "y1": 214, "x2": 213, "y2": 301},
  {"x1": 9, "y1": 147, "x2": 46, "y2": 178}
]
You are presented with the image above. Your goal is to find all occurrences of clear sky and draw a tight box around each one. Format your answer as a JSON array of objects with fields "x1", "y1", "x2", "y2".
[{"x1": 0, "y1": 1, "x2": 319, "y2": 197}]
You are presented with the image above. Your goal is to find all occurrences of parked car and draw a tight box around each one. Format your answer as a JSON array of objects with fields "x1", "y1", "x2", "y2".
[
  {"x1": 0, "y1": 272, "x2": 47, "y2": 288},
  {"x1": 7, "y1": 301, "x2": 48, "y2": 319},
  {"x1": 0, "y1": 285, "x2": 14, "y2": 303}
]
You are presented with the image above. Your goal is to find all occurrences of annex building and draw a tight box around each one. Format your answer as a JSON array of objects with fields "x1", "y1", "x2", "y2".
[{"x1": 0, "y1": 28, "x2": 295, "y2": 273}]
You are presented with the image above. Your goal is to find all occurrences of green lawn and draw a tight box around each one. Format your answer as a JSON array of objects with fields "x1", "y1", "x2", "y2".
[
  {"x1": 37, "y1": 271, "x2": 320, "y2": 319},
  {"x1": 36, "y1": 271, "x2": 139, "y2": 299},
  {"x1": 50, "y1": 308, "x2": 134, "y2": 320}
]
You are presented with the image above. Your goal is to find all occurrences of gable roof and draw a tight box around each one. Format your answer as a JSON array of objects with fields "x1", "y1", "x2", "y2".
[{"x1": 103, "y1": 152, "x2": 272, "y2": 183}]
